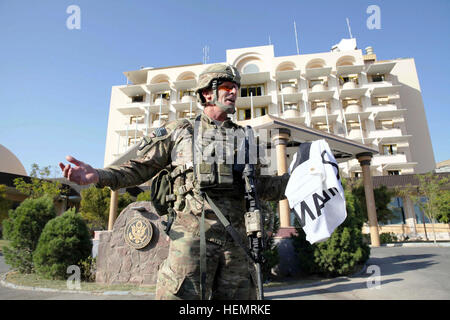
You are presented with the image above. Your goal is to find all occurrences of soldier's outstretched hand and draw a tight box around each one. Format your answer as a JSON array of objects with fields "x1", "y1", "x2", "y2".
[{"x1": 59, "y1": 155, "x2": 99, "y2": 185}]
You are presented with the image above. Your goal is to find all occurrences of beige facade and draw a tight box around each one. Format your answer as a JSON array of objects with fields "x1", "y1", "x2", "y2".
[
  {"x1": 102, "y1": 40, "x2": 438, "y2": 245},
  {"x1": 104, "y1": 41, "x2": 435, "y2": 181}
]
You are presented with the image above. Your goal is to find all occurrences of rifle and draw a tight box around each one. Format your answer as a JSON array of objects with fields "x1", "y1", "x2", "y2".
[{"x1": 242, "y1": 126, "x2": 265, "y2": 300}]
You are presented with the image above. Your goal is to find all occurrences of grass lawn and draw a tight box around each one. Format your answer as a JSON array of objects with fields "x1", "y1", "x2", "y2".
[
  {"x1": 0, "y1": 240, "x2": 10, "y2": 254},
  {"x1": 4, "y1": 271, "x2": 155, "y2": 293}
]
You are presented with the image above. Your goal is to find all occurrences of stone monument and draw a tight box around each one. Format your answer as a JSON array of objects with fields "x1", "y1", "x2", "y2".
[{"x1": 95, "y1": 201, "x2": 169, "y2": 286}]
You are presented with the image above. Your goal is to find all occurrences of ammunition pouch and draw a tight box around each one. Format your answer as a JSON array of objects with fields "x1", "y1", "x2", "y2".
[
  {"x1": 150, "y1": 168, "x2": 175, "y2": 217},
  {"x1": 196, "y1": 162, "x2": 234, "y2": 190}
]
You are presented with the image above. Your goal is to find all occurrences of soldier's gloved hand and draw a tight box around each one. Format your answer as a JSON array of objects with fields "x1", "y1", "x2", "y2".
[{"x1": 59, "y1": 155, "x2": 99, "y2": 186}]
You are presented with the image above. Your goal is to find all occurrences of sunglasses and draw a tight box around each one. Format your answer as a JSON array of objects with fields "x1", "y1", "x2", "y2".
[{"x1": 218, "y1": 83, "x2": 238, "y2": 92}]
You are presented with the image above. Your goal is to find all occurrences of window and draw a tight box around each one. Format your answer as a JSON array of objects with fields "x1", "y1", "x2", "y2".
[
  {"x1": 152, "y1": 91, "x2": 170, "y2": 103},
  {"x1": 254, "y1": 106, "x2": 268, "y2": 118},
  {"x1": 279, "y1": 80, "x2": 297, "y2": 91},
  {"x1": 130, "y1": 115, "x2": 145, "y2": 125},
  {"x1": 371, "y1": 74, "x2": 385, "y2": 82},
  {"x1": 243, "y1": 64, "x2": 259, "y2": 74},
  {"x1": 132, "y1": 95, "x2": 144, "y2": 103},
  {"x1": 342, "y1": 98, "x2": 360, "y2": 108},
  {"x1": 309, "y1": 77, "x2": 327, "y2": 88},
  {"x1": 128, "y1": 137, "x2": 140, "y2": 146},
  {"x1": 283, "y1": 103, "x2": 298, "y2": 111},
  {"x1": 415, "y1": 198, "x2": 431, "y2": 224},
  {"x1": 385, "y1": 197, "x2": 405, "y2": 225},
  {"x1": 314, "y1": 123, "x2": 333, "y2": 132},
  {"x1": 237, "y1": 108, "x2": 252, "y2": 121},
  {"x1": 353, "y1": 171, "x2": 362, "y2": 178},
  {"x1": 179, "y1": 111, "x2": 196, "y2": 119},
  {"x1": 339, "y1": 75, "x2": 359, "y2": 86},
  {"x1": 178, "y1": 90, "x2": 195, "y2": 100},
  {"x1": 375, "y1": 119, "x2": 394, "y2": 130},
  {"x1": 383, "y1": 144, "x2": 397, "y2": 155},
  {"x1": 388, "y1": 170, "x2": 400, "y2": 176},
  {"x1": 241, "y1": 85, "x2": 264, "y2": 97},
  {"x1": 371, "y1": 96, "x2": 390, "y2": 105}
]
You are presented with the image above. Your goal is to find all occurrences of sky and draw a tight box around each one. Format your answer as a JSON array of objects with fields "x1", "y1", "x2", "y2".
[{"x1": 0, "y1": 0, "x2": 449, "y2": 177}]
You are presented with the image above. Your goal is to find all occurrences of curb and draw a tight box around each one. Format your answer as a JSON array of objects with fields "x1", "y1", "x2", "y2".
[
  {"x1": 0, "y1": 271, "x2": 155, "y2": 297},
  {"x1": 372, "y1": 242, "x2": 450, "y2": 248}
]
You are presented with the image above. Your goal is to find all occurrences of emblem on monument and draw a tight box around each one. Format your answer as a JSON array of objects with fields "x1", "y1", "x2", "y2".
[{"x1": 124, "y1": 216, "x2": 153, "y2": 249}]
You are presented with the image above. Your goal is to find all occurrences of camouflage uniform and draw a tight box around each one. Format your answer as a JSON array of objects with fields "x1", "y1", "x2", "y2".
[{"x1": 96, "y1": 67, "x2": 289, "y2": 300}]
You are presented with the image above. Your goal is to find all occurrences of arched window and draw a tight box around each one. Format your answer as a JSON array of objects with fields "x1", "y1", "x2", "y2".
[{"x1": 243, "y1": 63, "x2": 260, "y2": 74}]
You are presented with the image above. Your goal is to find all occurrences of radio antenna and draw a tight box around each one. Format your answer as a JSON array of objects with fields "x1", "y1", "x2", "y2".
[
  {"x1": 346, "y1": 18, "x2": 353, "y2": 38},
  {"x1": 294, "y1": 21, "x2": 300, "y2": 55}
]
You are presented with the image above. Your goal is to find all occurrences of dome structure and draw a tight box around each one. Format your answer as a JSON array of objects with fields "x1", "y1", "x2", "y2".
[{"x1": 0, "y1": 144, "x2": 27, "y2": 176}]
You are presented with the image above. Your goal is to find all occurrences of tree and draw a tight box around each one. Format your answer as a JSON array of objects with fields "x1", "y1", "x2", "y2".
[
  {"x1": 261, "y1": 200, "x2": 280, "y2": 281},
  {"x1": 291, "y1": 179, "x2": 370, "y2": 277},
  {"x1": 351, "y1": 179, "x2": 395, "y2": 225},
  {"x1": 80, "y1": 186, "x2": 134, "y2": 230},
  {"x1": 408, "y1": 173, "x2": 449, "y2": 244},
  {"x1": 33, "y1": 208, "x2": 92, "y2": 279},
  {"x1": 13, "y1": 164, "x2": 61, "y2": 200},
  {"x1": 0, "y1": 185, "x2": 13, "y2": 238},
  {"x1": 2, "y1": 196, "x2": 56, "y2": 273}
]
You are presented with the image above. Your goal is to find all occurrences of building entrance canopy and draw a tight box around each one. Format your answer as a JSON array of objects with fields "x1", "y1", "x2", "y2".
[{"x1": 237, "y1": 114, "x2": 378, "y2": 163}]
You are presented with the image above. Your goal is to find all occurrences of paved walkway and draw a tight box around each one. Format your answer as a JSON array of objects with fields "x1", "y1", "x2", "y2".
[{"x1": 1, "y1": 245, "x2": 449, "y2": 300}]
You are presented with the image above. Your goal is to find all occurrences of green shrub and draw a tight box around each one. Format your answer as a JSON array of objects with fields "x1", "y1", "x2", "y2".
[
  {"x1": 261, "y1": 201, "x2": 280, "y2": 281},
  {"x1": 291, "y1": 183, "x2": 370, "y2": 277},
  {"x1": 33, "y1": 208, "x2": 92, "y2": 279},
  {"x1": 379, "y1": 232, "x2": 398, "y2": 244},
  {"x1": 2, "y1": 196, "x2": 56, "y2": 273},
  {"x1": 79, "y1": 256, "x2": 96, "y2": 282},
  {"x1": 136, "y1": 190, "x2": 152, "y2": 201}
]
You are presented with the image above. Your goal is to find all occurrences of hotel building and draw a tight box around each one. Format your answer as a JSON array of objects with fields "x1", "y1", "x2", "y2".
[{"x1": 102, "y1": 39, "x2": 439, "y2": 241}]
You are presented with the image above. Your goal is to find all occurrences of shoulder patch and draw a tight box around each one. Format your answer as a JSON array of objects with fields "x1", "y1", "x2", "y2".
[{"x1": 154, "y1": 127, "x2": 168, "y2": 137}]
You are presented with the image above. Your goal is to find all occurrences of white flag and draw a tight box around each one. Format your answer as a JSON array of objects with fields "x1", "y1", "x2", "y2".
[{"x1": 285, "y1": 140, "x2": 347, "y2": 244}]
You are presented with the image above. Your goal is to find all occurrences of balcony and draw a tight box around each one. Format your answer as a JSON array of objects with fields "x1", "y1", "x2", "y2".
[
  {"x1": 366, "y1": 62, "x2": 396, "y2": 75},
  {"x1": 278, "y1": 86, "x2": 303, "y2": 103},
  {"x1": 339, "y1": 81, "x2": 368, "y2": 99},
  {"x1": 145, "y1": 82, "x2": 171, "y2": 93},
  {"x1": 304, "y1": 66, "x2": 332, "y2": 79},
  {"x1": 116, "y1": 102, "x2": 147, "y2": 116},
  {"x1": 172, "y1": 95, "x2": 200, "y2": 112},
  {"x1": 373, "y1": 109, "x2": 407, "y2": 120},
  {"x1": 346, "y1": 129, "x2": 375, "y2": 145},
  {"x1": 115, "y1": 127, "x2": 145, "y2": 138},
  {"x1": 235, "y1": 94, "x2": 272, "y2": 108},
  {"x1": 368, "y1": 83, "x2": 402, "y2": 96},
  {"x1": 310, "y1": 112, "x2": 338, "y2": 124},
  {"x1": 336, "y1": 64, "x2": 364, "y2": 76},
  {"x1": 148, "y1": 97, "x2": 170, "y2": 113},
  {"x1": 343, "y1": 110, "x2": 371, "y2": 122},
  {"x1": 275, "y1": 69, "x2": 301, "y2": 81},
  {"x1": 281, "y1": 108, "x2": 306, "y2": 124},
  {"x1": 119, "y1": 84, "x2": 146, "y2": 97},
  {"x1": 308, "y1": 84, "x2": 335, "y2": 101},
  {"x1": 240, "y1": 72, "x2": 270, "y2": 85},
  {"x1": 173, "y1": 79, "x2": 197, "y2": 91}
]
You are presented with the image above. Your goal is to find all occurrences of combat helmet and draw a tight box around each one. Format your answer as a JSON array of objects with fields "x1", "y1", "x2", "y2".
[{"x1": 195, "y1": 64, "x2": 241, "y2": 114}]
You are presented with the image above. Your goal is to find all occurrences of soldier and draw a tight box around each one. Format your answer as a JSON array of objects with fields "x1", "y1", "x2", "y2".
[{"x1": 59, "y1": 63, "x2": 289, "y2": 300}]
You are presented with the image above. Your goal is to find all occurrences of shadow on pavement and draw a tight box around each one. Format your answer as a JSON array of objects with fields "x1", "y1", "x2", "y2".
[
  {"x1": 365, "y1": 254, "x2": 437, "y2": 277},
  {"x1": 267, "y1": 278, "x2": 403, "y2": 299}
]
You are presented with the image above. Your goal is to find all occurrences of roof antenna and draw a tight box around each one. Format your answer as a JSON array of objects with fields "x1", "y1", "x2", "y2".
[
  {"x1": 202, "y1": 45, "x2": 210, "y2": 64},
  {"x1": 269, "y1": 35, "x2": 272, "y2": 45},
  {"x1": 294, "y1": 21, "x2": 300, "y2": 55},
  {"x1": 346, "y1": 17, "x2": 353, "y2": 39}
]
